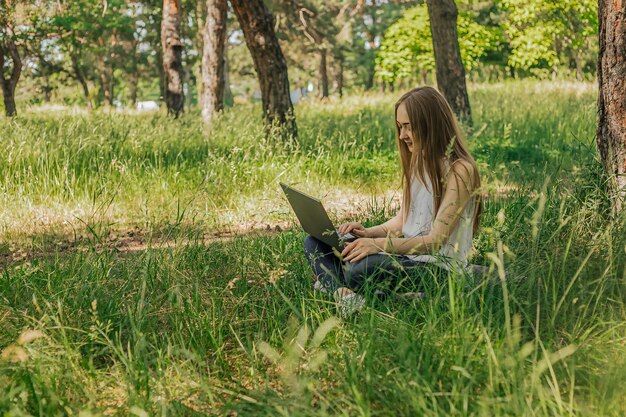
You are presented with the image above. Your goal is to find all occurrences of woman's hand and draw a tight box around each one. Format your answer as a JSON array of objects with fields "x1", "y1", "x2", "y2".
[
  {"x1": 341, "y1": 238, "x2": 383, "y2": 263},
  {"x1": 338, "y1": 222, "x2": 371, "y2": 237}
]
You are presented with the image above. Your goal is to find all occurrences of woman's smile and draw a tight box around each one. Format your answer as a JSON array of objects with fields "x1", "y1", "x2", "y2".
[{"x1": 396, "y1": 102, "x2": 415, "y2": 152}]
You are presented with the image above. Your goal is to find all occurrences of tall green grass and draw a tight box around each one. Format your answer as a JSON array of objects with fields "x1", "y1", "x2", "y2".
[
  {"x1": 0, "y1": 81, "x2": 596, "y2": 242},
  {"x1": 1, "y1": 80, "x2": 625, "y2": 416}
]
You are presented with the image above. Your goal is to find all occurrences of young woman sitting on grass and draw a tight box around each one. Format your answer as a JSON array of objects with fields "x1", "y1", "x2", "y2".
[{"x1": 303, "y1": 86, "x2": 481, "y2": 316}]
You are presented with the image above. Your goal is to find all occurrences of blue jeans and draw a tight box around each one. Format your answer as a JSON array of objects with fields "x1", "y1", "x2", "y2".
[{"x1": 303, "y1": 235, "x2": 442, "y2": 292}]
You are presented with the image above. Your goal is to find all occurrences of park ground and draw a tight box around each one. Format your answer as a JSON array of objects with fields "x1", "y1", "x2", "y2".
[{"x1": 1, "y1": 80, "x2": 625, "y2": 416}]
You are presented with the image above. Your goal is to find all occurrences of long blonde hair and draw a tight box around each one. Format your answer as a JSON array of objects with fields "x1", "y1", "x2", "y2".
[{"x1": 395, "y1": 86, "x2": 481, "y2": 232}]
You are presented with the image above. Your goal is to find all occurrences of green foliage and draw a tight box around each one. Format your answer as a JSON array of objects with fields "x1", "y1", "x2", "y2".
[
  {"x1": 375, "y1": 5, "x2": 498, "y2": 84},
  {"x1": 501, "y1": 0, "x2": 598, "y2": 74},
  {"x1": 2, "y1": 0, "x2": 604, "y2": 113}
]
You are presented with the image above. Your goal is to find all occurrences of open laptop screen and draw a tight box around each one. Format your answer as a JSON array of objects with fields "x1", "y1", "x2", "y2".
[{"x1": 280, "y1": 183, "x2": 343, "y2": 250}]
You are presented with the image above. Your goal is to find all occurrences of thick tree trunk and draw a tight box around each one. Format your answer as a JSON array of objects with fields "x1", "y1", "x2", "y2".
[
  {"x1": 0, "y1": 37, "x2": 21, "y2": 117},
  {"x1": 426, "y1": 0, "x2": 472, "y2": 126},
  {"x1": 319, "y1": 48, "x2": 329, "y2": 99},
  {"x1": 162, "y1": 0, "x2": 185, "y2": 117},
  {"x1": 201, "y1": 0, "x2": 227, "y2": 125},
  {"x1": 597, "y1": 0, "x2": 626, "y2": 213},
  {"x1": 1, "y1": 83, "x2": 17, "y2": 117},
  {"x1": 230, "y1": 0, "x2": 297, "y2": 137}
]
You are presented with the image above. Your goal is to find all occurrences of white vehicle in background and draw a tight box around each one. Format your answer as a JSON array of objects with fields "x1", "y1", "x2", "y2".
[{"x1": 136, "y1": 101, "x2": 160, "y2": 111}]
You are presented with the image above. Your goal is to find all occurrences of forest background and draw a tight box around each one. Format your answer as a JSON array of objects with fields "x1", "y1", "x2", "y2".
[{"x1": 1, "y1": 0, "x2": 599, "y2": 111}]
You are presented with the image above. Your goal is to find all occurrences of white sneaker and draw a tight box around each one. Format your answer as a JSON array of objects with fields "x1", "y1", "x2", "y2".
[
  {"x1": 313, "y1": 279, "x2": 330, "y2": 294},
  {"x1": 334, "y1": 288, "x2": 365, "y2": 318}
]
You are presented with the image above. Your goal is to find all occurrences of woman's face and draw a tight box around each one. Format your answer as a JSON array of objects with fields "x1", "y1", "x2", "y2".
[{"x1": 396, "y1": 102, "x2": 417, "y2": 154}]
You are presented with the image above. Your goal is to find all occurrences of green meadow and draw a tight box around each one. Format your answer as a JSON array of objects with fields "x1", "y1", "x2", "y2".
[{"x1": 1, "y1": 80, "x2": 625, "y2": 416}]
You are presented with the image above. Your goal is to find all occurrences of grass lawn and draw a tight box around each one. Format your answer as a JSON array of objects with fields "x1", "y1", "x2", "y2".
[{"x1": 1, "y1": 80, "x2": 625, "y2": 416}]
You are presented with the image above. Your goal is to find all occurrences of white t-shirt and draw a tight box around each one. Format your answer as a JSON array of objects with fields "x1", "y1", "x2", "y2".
[{"x1": 400, "y1": 171, "x2": 475, "y2": 273}]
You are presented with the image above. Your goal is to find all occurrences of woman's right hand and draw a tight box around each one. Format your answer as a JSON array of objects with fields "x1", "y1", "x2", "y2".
[{"x1": 338, "y1": 222, "x2": 370, "y2": 237}]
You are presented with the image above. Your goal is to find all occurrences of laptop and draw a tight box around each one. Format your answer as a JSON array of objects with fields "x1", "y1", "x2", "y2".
[{"x1": 280, "y1": 182, "x2": 357, "y2": 250}]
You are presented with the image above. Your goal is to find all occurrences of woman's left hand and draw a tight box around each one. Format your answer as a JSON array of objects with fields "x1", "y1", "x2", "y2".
[{"x1": 341, "y1": 238, "x2": 383, "y2": 263}]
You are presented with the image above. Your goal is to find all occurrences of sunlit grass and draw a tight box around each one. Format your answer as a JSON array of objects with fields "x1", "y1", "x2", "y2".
[
  {"x1": 0, "y1": 81, "x2": 596, "y2": 243},
  {"x1": 1, "y1": 80, "x2": 625, "y2": 416}
]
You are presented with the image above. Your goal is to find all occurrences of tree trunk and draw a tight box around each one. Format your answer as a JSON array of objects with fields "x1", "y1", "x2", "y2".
[
  {"x1": 195, "y1": 0, "x2": 205, "y2": 108},
  {"x1": 552, "y1": 35, "x2": 561, "y2": 80},
  {"x1": 335, "y1": 56, "x2": 344, "y2": 98},
  {"x1": 128, "y1": 71, "x2": 139, "y2": 107},
  {"x1": 162, "y1": 0, "x2": 185, "y2": 117},
  {"x1": 230, "y1": 0, "x2": 297, "y2": 137},
  {"x1": 574, "y1": 54, "x2": 583, "y2": 81},
  {"x1": 223, "y1": 46, "x2": 234, "y2": 107},
  {"x1": 551, "y1": 59, "x2": 559, "y2": 80},
  {"x1": 426, "y1": 0, "x2": 472, "y2": 126},
  {"x1": 156, "y1": 48, "x2": 166, "y2": 102},
  {"x1": 151, "y1": 9, "x2": 166, "y2": 101},
  {"x1": 184, "y1": 62, "x2": 191, "y2": 103},
  {"x1": 319, "y1": 48, "x2": 329, "y2": 99},
  {"x1": 71, "y1": 54, "x2": 92, "y2": 110},
  {"x1": 97, "y1": 54, "x2": 113, "y2": 107},
  {"x1": 365, "y1": 63, "x2": 375, "y2": 91},
  {"x1": 42, "y1": 78, "x2": 52, "y2": 103},
  {"x1": 421, "y1": 68, "x2": 429, "y2": 85},
  {"x1": 597, "y1": 0, "x2": 626, "y2": 213},
  {"x1": 0, "y1": 37, "x2": 21, "y2": 117},
  {"x1": 201, "y1": 0, "x2": 227, "y2": 125}
]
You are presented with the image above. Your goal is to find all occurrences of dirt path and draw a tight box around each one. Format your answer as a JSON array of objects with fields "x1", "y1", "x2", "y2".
[
  {"x1": 1, "y1": 222, "x2": 292, "y2": 268},
  {"x1": 2, "y1": 188, "x2": 405, "y2": 268}
]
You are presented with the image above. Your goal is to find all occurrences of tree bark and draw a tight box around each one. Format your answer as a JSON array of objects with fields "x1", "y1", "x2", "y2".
[
  {"x1": 71, "y1": 53, "x2": 92, "y2": 110},
  {"x1": 365, "y1": 67, "x2": 374, "y2": 91},
  {"x1": 597, "y1": 0, "x2": 626, "y2": 213},
  {"x1": 201, "y1": 0, "x2": 227, "y2": 125},
  {"x1": 97, "y1": 54, "x2": 113, "y2": 107},
  {"x1": 230, "y1": 0, "x2": 297, "y2": 137},
  {"x1": 195, "y1": 0, "x2": 205, "y2": 108},
  {"x1": 574, "y1": 54, "x2": 583, "y2": 81},
  {"x1": 426, "y1": 0, "x2": 472, "y2": 126},
  {"x1": 0, "y1": 37, "x2": 21, "y2": 117},
  {"x1": 223, "y1": 46, "x2": 233, "y2": 107},
  {"x1": 421, "y1": 68, "x2": 429, "y2": 85},
  {"x1": 156, "y1": 47, "x2": 166, "y2": 102},
  {"x1": 162, "y1": 0, "x2": 185, "y2": 117},
  {"x1": 128, "y1": 71, "x2": 139, "y2": 107},
  {"x1": 42, "y1": 76, "x2": 52, "y2": 103},
  {"x1": 319, "y1": 48, "x2": 329, "y2": 99},
  {"x1": 334, "y1": 56, "x2": 344, "y2": 98}
]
